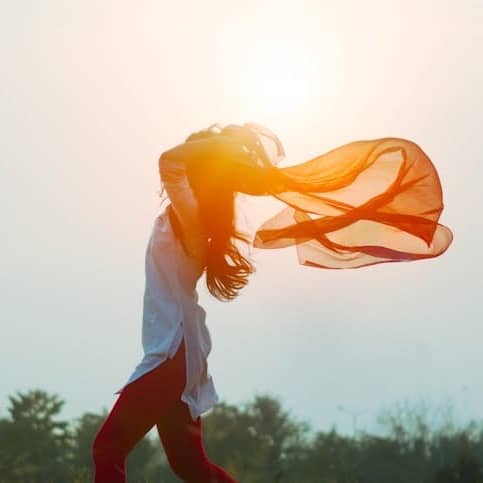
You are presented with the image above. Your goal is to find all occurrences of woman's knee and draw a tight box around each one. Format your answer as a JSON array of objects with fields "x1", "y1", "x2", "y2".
[
  {"x1": 91, "y1": 430, "x2": 108, "y2": 463},
  {"x1": 92, "y1": 427, "x2": 124, "y2": 464},
  {"x1": 163, "y1": 437, "x2": 210, "y2": 480},
  {"x1": 169, "y1": 456, "x2": 212, "y2": 482}
]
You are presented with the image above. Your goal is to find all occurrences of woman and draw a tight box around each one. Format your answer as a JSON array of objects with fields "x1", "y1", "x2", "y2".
[{"x1": 92, "y1": 123, "x2": 452, "y2": 482}]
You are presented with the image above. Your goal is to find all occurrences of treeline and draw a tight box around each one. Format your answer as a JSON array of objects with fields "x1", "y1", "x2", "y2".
[{"x1": 0, "y1": 389, "x2": 482, "y2": 482}]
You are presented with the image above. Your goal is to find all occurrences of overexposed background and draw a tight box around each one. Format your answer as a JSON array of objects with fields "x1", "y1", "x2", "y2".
[{"x1": 1, "y1": 0, "x2": 482, "y2": 436}]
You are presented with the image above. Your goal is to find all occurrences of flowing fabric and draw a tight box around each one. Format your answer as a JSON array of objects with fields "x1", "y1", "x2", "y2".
[{"x1": 240, "y1": 129, "x2": 453, "y2": 268}]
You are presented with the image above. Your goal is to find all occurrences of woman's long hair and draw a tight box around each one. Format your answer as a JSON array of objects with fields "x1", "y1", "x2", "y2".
[{"x1": 159, "y1": 124, "x2": 256, "y2": 302}]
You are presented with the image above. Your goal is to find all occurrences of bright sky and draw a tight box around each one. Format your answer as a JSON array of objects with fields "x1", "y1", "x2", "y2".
[{"x1": 1, "y1": 0, "x2": 482, "y2": 437}]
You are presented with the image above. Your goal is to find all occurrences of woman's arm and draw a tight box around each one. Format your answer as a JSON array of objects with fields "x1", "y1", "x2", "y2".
[
  {"x1": 159, "y1": 157, "x2": 208, "y2": 261},
  {"x1": 160, "y1": 135, "x2": 247, "y2": 165},
  {"x1": 160, "y1": 135, "x2": 292, "y2": 196}
]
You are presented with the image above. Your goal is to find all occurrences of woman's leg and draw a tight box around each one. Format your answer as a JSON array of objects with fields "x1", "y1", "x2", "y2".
[
  {"x1": 92, "y1": 339, "x2": 187, "y2": 482},
  {"x1": 156, "y1": 399, "x2": 238, "y2": 483}
]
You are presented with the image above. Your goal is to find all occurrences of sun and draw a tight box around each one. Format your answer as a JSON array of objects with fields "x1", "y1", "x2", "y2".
[
  {"x1": 254, "y1": 63, "x2": 309, "y2": 114},
  {"x1": 238, "y1": 36, "x2": 314, "y2": 117}
]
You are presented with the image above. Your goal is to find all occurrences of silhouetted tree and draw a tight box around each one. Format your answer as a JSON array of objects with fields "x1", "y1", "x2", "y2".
[
  {"x1": 201, "y1": 393, "x2": 311, "y2": 482},
  {"x1": 1, "y1": 388, "x2": 483, "y2": 482},
  {"x1": 0, "y1": 389, "x2": 71, "y2": 483}
]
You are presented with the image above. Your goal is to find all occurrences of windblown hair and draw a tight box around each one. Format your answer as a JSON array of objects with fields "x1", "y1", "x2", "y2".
[{"x1": 159, "y1": 124, "x2": 256, "y2": 302}]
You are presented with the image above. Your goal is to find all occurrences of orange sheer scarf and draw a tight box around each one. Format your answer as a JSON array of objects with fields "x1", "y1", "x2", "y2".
[{"x1": 253, "y1": 137, "x2": 453, "y2": 268}]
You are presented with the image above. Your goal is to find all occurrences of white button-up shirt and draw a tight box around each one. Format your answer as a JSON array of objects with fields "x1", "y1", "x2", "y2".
[{"x1": 114, "y1": 158, "x2": 218, "y2": 422}]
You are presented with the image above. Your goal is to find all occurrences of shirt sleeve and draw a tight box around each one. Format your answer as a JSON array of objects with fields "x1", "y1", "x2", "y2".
[{"x1": 159, "y1": 157, "x2": 208, "y2": 261}]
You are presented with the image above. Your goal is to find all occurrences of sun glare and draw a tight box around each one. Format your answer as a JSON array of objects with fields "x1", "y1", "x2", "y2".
[{"x1": 238, "y1": 37, "x2": 314, "y2": 117}]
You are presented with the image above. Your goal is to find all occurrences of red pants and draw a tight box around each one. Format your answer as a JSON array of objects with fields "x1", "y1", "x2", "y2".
[{"x1": 92, "y1": 338, "x2": 237, "y2": 482}]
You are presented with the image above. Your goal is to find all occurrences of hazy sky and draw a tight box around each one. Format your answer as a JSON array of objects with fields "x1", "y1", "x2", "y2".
[{"x1": 1, "y1": 0, "x2": 482, "y2": 437}]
